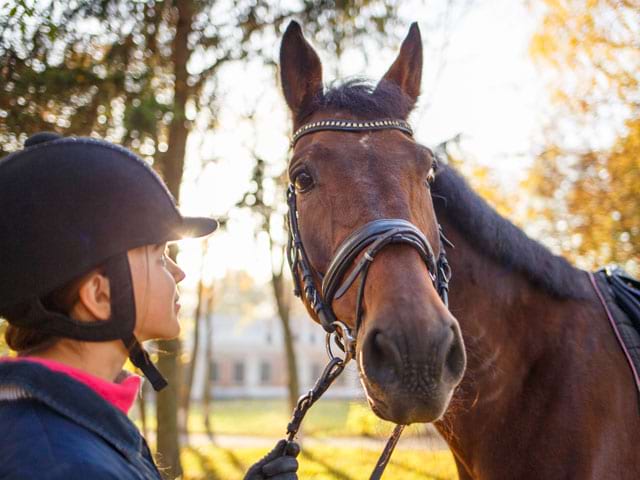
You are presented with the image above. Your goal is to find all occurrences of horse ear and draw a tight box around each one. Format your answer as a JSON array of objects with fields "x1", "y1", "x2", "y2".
[
  {"x1": 279, "y1": 21, "x2": 323, "y2": 121},
  {"x1": 377, "y1": 22, "x2": 423, "y2": 108}
]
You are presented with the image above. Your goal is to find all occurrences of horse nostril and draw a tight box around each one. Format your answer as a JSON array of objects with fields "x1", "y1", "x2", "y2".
[
  {"x1": 444, "y1": 324, "x2": 466, "y2": 383},
  {"x1": 363, "y1": 330, "x2": 402, "y2": 385},
  {"x1": 374, "y1": 331, "x2": 403, "y2": 369}
]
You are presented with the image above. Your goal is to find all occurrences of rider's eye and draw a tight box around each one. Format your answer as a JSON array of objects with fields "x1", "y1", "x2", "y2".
[{"x1": 294, "y1": 171, "x2": 314, "y2": 192}]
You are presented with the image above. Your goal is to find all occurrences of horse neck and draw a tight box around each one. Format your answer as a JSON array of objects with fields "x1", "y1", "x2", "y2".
[{"x1": 433, "y1": 212, "x2": 593, "y2": 472}]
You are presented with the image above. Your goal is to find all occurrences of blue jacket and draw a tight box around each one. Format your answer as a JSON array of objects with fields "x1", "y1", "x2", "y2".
[{"x1": 0, "y1": 361, "x2": 163, "y2": 479}]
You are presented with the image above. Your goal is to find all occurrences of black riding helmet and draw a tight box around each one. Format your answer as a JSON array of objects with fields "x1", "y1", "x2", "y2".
[{"x1": 0, "y1": 132, "x2": 218, "y2": 390}]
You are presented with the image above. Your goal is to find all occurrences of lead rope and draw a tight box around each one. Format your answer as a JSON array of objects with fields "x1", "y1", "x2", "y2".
[
  {"x1": 370, "y1": 424, "x2": 405, "y2": 480},
  {"x1": 286, "y1": 356, "x2": 347, "y2": 442},
  {"x1": 284, "y1": 231, "x2": 452, "y2": 478},
  {"x1": 283, "y1": 238, "x2": 451, "y2": 478},
  {"x1": 285, "y1": 322, "x2": 354, "y2": 442},
  {"x1": 283, "y1": 321, "x2": 406, "y2": 479}
]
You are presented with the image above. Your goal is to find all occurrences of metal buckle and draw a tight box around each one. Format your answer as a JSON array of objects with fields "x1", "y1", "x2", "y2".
[{"x1": 325, "y1": 320, "x2": 356, "y2": 363}]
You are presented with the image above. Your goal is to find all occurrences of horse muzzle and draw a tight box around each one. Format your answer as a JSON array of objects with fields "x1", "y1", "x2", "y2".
[{"x1": 358, "y1": 311, "x2": 466, "y2": 424}]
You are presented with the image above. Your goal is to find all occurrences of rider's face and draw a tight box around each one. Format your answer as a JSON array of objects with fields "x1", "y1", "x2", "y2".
[{"x1": 128, "y1": 243, "x2": 186, "y2": 342}]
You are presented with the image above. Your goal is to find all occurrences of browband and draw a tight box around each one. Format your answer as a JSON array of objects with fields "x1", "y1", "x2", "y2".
[{"x1": 291, "y1": 118, "x2": 413, "y2": 147}]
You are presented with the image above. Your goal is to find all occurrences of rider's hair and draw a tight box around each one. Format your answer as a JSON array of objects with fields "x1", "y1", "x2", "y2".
[{"x1": 2, "y1": 267, "x2": 103, "y2": 353}]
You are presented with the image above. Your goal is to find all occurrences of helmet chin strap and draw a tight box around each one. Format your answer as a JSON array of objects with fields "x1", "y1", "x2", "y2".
[
  {"x1": 15, "y1": 254, "x2": 168, "y2": 391},
  {"x1": 103, "y1": 253, "x2": 168, "y2": 391},
  {"x1": 123, "y1": 337, "x2": 168, "y2": 391}
]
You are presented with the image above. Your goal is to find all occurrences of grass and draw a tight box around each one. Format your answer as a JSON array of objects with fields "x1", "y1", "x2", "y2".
[
  {"x1": 142, "y1": 400, "x2": 455, "y2": 478},
  {"x1": 181, "y1": 444, "x2": 457, "y2": 480},
  {"x1": 188, "y1": 399, "x2": 354, "y2": 437},
  {"x1": 135, "y1": 399, "x2": 432, "y2": 438}
]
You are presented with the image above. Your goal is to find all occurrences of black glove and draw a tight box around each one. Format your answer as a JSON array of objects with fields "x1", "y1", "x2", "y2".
[{"x1": 244, "y1": 439, "x2": 300, "y2": 480}]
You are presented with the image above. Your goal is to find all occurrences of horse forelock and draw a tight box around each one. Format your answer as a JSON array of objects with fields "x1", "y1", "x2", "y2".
[{"x1": 296, "y1": 78, "x2": 414, "y2": 126}]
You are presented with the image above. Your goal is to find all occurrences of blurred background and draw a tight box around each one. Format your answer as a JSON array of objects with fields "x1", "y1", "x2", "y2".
[{"x1": 0, "y1": 0, "x2": 638, "y2": 478}]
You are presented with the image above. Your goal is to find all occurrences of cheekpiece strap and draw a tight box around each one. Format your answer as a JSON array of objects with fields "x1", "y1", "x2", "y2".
[
  {"x1": 286, "y1": 184, "x2": 337, "y2": 333},
  {"x1": 291, "y1": 119, "x2": 413, "y2": 147}
]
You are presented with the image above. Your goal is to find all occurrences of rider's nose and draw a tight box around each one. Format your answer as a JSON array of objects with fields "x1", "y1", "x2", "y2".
[{"x1": 169, "y1": 259, "x2": 186, "y2": 283}]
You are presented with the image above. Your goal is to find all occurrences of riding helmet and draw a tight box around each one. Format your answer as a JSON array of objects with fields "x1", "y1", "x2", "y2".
[{"x1": 0, "y1": 132, "x2": 218, "y2": 390}]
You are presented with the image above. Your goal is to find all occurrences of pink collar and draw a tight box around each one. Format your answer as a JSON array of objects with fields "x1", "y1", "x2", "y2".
[{"x1": 1, "y1": 357, "x2": 141, "y2": 414}]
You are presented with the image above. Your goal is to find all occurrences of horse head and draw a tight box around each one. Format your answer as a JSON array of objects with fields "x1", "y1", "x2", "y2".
[{"x1": 280, "y1": 21, "x2": 465, "y2": 424}]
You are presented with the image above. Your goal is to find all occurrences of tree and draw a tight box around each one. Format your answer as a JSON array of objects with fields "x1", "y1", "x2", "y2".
[
  {"x1": 436, "y1": 135, "x2": 514, "y2": 219},
  {"x1": 1, "y1": 1, "x2": 403, "y2": 476},
  {"x1": 527, "y1": 0, "x2": 640, "y2": 273},
  {"x1": 237, "y1": 150, "x2": 300, "y2": 412},
  {"x1": 200, "y1": 285, "x2": 216, "y2": 440},
  {"x1": 180, "y1": 238, "x2": 214, "y2": 436}
]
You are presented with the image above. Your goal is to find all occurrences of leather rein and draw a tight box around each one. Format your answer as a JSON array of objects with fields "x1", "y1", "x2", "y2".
[{"x1": 283, "y1": 118, "x2": 453, "y2": 479}]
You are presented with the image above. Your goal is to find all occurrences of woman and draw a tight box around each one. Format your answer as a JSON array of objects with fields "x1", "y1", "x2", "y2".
[{"x1": 0, "y1": 132, "x2": 299, "y2": 479}]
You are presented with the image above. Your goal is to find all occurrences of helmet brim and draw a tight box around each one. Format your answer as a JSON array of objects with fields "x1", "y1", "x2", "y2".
[{"x1": 172, "y1": 216, "x2": 219, "y2": 240}]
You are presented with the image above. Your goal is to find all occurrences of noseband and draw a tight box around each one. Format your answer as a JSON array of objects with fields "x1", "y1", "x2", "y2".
[
  {"x1": 288, "y1": 190, "x2": 452, "y2": 340},
  {"x1": 284, "y1": 118, "x2": 453, "y2": 479}
]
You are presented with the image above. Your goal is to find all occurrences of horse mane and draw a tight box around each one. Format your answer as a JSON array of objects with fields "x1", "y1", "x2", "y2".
[
  {"x1": 433, "y1": 165, "x2": 590, "y2": 299},
  {"x1": 305, "y1": 78, "x2": 412, "y2": 121},
  {"x1": 310, "y1": 78, "x2": 588, "y2": 299}
]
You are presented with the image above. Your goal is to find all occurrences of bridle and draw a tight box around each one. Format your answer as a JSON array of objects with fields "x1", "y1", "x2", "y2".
[
  {"x1": 282, "y1": 118, "x2": 453, "y2": 479},
  {"x1": 287, "y1": 191, "x2": 452, "y2": 338}
]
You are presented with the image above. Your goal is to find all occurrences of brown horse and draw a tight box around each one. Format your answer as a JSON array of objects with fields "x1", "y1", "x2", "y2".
[{"x1": 279, "y1": 21, "x2": 640, "y2": 479}]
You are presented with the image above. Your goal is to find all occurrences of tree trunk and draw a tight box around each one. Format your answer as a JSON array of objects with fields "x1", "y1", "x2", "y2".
[
  {"x1": 181, "y1": 241, "x2": 209, "y2": 435},
  {"x1": 155, "y1": 0, "x2": 193, "y2": 477},
  {"x1": 156, "y1": 339, "x2": 182, "y2": 478},
  {"x1": 160, "y1": 0, "x2": 191, "y2": 196},
  {"x1": 202, "y1": 290, "x2": 215, "y2": 440},
  {"x1": 279, "y1": 300, "x2": 299, "y2": 412},
  {"x1": 271, "y1": 248, "x2": 299, "y2": 412}
]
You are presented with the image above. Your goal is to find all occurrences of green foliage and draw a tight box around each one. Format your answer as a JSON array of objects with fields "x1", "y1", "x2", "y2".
[
  {"x1": 123, "y1": 92, "x2": 171, "y2": 139},
  {"x1": 0, "y1": 0, "x2": 402, "y2": 157}
]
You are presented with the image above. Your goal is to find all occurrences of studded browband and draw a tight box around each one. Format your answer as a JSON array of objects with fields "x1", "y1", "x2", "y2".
[{"x1": 291, "y1": 118, "x2": 413, "y2": 147}]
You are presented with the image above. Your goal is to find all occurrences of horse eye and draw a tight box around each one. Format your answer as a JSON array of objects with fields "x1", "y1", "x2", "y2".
[
  {"x1": 426, "y1": 167, "x2": 435, "y2": 186},
  {"x1": 294, "y1": 172, "x2": 314, "y2": 192}
]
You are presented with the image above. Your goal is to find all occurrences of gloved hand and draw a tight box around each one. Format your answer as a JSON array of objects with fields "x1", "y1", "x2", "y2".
[{"x1": 244, "y1": 439, "x2": 300, "y2": 480}]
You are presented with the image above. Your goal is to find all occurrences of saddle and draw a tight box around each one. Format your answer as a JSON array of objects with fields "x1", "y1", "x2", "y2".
[{"x1": 591, "y1": 267, "x2": 640, "y2": 405}]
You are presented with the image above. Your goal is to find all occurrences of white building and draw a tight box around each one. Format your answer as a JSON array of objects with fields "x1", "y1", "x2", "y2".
[{"x1": 190, "y1": 313, "x2": 363, "y2": 400}]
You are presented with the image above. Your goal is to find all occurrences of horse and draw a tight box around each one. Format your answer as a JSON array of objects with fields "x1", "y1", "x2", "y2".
[{"x1": 279, "y1": 21, "x2": 640, "y2": 479}]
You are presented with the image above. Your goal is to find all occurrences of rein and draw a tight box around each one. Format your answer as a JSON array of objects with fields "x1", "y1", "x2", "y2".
[{"x1": 283, "y1": 118, "x2": 452, "y2": 479}]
